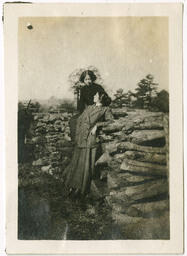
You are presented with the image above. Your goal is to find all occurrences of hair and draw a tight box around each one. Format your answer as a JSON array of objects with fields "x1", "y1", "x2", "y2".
[
  {"x1": 98, "y1": 91, "x2": 112, "y2": 107},
  {"x1": 79, "y1": 70, "x2": 97, "y2": 83}
]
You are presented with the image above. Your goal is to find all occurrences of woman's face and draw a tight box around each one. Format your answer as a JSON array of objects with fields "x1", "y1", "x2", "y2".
[
  {"x1": 84, "y1": 74, "x2": 92, "y2": 86},
  {"x1": 93, "y1": 93, "x2": 100, "y2": 104}
]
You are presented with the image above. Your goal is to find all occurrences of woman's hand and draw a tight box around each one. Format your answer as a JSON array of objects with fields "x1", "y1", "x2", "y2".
[{"x1": 90, "y1": 125, "x2": 97, "y2": 135}]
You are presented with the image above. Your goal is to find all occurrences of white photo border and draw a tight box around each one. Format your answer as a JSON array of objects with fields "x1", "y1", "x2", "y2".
[{"x1": 4, "y1": 2, "x2": 183, "y2": 254}]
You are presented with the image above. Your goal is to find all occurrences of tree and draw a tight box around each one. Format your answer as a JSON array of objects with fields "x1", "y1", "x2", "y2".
[
  {"x1": 134, "y1": 74, "x2": 158, "y2": 109},
  {"x1": 112, "y1": 89, "x2": 136, "y2": 108},
  {"x1": 30, "y1": 101, "x2": 41, "y2": 112},
  {"x1": 151, "y1": 90, "x2": 169, "y2": 113}
]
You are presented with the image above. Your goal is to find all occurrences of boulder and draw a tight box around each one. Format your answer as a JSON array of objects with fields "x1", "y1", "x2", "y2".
[
  {"x1": 63, "y1": 121, "x2": 69, "y2": 126},
  {"x1": 86, "y1": 205, "x2": 96, "y2": 216},
  {"x1": 45, "y1": 134, "x2": 58, "y2": 143},
  {"x1": 130, "y1": 130, "x2": 165, "y2": 146},
  {"x1": 61, "y1": 125, "x2": 65, "y2": 132},
  {"x1": 49, "y1": 152, "x2": 61, "y2": 161},
  {"x1": 65, "y1": 127, "x2": 70, "y2": 134},
  {"x1": 34, "y1": 115, "x2": 39, "y2": 121},
  {"x1": 42, "y1": 114, "x2": 50, "y2": 122},
  {"x1": 32, "y1": 136, "x2": 45, "y2": 144},
  {"x1": 121, "y1": 159, "x2": 167, "y2": 176},
  {"x1": 46, "y1": 146, "x2": 56, "y2": 153},
  {"x1": 62, "y1": 112, "x2": 69, "y2": 120},
  {"x1": 32, "y1": 158, "x2": 43, "y2": 166},
  {"x1": 54, "y1": 120, "x2": 63, "y2": 131},
  {"x1": 59, "y1": 115, "x2": 65, "y2": 121},
  {"x1": 124, "y1": 151, "x2": 166, "y2": 165},
  {"x1": 35, "y1": 126, "x2": 46, "y2": 134},
  {"x1": 33, "y1": 113, "x2": 45, "y2": 121},
  {"x1": 118, "y1": 142, "x2": 166, "y2": 154},
  {"x1": 46, "y1": 124, "x2": 55, "y2": 132},
  {"x1": 41, "y1": 165, "x2": 51, "y2": 173},
  {"x1": 48, "y1": 114, "x2": 60, "y2": 123},
  {"x1": 36, "y1": 121, "x2": 46, "y2": 128},
  {"x1": 64, "y1": 134, "x2": 71, "y2": 142}
]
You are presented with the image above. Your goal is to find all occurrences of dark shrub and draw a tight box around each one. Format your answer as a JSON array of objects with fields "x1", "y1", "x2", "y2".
[{"x1": 152, "y1": 90, "x2": 169, "y2": 113}]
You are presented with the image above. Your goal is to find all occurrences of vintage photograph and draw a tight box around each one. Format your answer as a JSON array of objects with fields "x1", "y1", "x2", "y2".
[{"x1": 18, "y1": 16, "x2": 170, "y2": 240}]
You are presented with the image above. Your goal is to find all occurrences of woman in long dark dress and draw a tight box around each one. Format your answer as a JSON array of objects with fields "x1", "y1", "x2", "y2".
[
  {"x1": 63, "y1": 91, "x2": 113, "y2": 196},
  {"x1": 78, "y1": 70, "x2": 108, "y2": 112}
]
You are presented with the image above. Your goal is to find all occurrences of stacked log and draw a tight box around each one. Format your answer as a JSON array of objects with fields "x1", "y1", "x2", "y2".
[{"x1": 96, "y1": 108, "x2": 169, "y2": 239}]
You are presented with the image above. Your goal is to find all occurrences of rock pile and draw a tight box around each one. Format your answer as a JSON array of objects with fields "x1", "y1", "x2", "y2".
[
  {"x1": 31, "y1": 111, "x2": 73, "y2": 178},
  {"x1": 96, "y1": 108, "x2": 169, "y2": 239}
]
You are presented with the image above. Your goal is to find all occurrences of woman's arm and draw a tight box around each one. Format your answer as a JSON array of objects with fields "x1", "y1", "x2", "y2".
[
  {"x1": 95, "y1": 107, "x2": 114, "y2": 128},
  {"x1": 95, "y1": 120, "x2": 113, "y2": 128}
]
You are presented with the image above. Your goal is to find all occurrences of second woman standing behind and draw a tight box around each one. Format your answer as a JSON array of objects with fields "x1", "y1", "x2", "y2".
[{"x1": 78, "y1": 70, "x2": 108, "y2": 113}]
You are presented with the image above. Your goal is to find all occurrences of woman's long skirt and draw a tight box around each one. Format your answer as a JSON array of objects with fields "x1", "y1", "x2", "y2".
[{"x1": 63, "y1": 146, "x2": 97, "y2": 195}]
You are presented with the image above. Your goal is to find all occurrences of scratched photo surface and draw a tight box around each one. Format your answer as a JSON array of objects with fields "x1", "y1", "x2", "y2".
[{"x1": 18, "y1": 17, "x2": 169, "y2": 240}]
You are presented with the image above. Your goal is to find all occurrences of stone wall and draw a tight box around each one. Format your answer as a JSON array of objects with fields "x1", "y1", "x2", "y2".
[{"x1": 31, "y1": 111, "x2": 73, "y2": 179}]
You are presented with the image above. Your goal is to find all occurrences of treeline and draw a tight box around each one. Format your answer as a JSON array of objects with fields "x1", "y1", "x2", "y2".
[
  {"x1": 18, "y1": 99, "x2": 76, "y2": 114},
  {"x1": 18, "y1": 74, "x2": 169, "y2": 116},
  {"x1": 111, "y1": 74, "x2": 169, "y2": 113}
]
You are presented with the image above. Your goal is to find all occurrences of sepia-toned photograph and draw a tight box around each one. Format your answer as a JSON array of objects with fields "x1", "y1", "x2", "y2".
[
  {"x1": 4, "y1": 3, "x2": 183, "y2": 254},
  {"x1": 18, "y1": 16, "x2": 169, "y2": 240}
]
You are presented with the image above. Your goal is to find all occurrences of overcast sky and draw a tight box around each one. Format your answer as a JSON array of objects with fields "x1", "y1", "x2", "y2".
[{"x1": 18, "y1": 17, "x2": 168, "y2": 100}]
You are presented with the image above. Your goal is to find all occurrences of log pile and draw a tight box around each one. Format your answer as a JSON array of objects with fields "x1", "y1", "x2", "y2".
[{"x1": 96, "y1": 108, "x2": 169, "y2": 239}]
